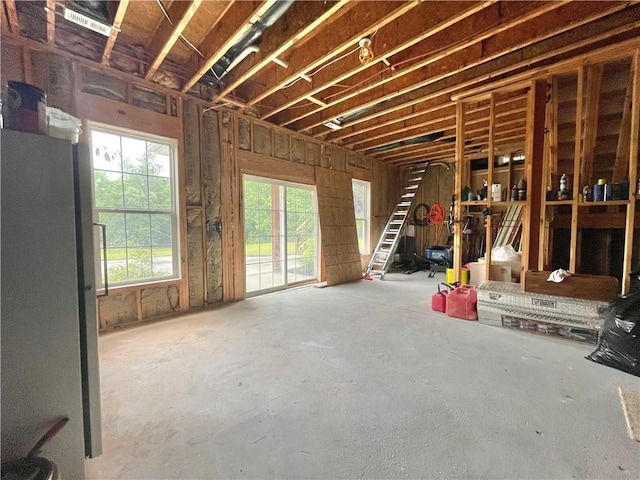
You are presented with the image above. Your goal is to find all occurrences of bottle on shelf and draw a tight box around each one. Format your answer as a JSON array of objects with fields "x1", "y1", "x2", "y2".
[
  {"x1": 511, "y1": 184, "x2": 519, "y2": 201},
  {"x1": 583, "y1": 185, "x2": 592, "y2": 202},
  {"x1": 517, "y1": 178, "x2": 526, "y2": 201},
  {"x1": 558, "y1": 173, "x2": 569, "y2": 200}
]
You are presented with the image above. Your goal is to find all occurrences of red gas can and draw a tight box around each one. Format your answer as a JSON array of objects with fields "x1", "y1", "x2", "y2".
[
  {"x1": 431, "y1": 285, "x2": 448, "y2": 313},
  {"x1": 445, "y1": 285, "x2": 478, "y2": 320}
]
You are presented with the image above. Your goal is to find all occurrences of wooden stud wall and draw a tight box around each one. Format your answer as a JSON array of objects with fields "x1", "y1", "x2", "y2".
[{"x1": 3, "y1": 37, "x2": 397, "y2": 328}]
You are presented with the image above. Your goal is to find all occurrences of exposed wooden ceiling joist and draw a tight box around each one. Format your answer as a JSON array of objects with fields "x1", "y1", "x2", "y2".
[
  {"x1": 45, "y1": 0, "x2": 55, "y2": 45},
  {"x1": 286, "y1": 1, "x2": 630, "y2": 134},
  {"x1": 5, "y1": 0, "x2": 640, "y2": 167},
  {"x1": 145, "y1": 0, "x2": 205, "y2": 80},
  {"x1": 4, "y1": 0, "x2": 19, "y2": 34},
  {"x1": 214, "y1": 0, "x2": 353, "y2": 101},
  {"x1": 242, "y1": 0, "x2": 420, "y2": 108},
  {"x1": 261, "y1": 1, "x2": 495, "y2": 121},
  {"x1": 181, "y1": 0, "x2": 279, "y2": 93},
  {"x1": 101, "y1": 0, "x2": 130, "y2": 65}
]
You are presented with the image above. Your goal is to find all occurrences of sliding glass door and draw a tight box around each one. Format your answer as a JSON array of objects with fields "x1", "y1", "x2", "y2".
[{"x1": 244, "y1": 176, "x2": 319, "y2": 295}]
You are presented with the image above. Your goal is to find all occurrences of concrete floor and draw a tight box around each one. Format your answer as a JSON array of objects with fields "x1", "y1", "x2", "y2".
[{"x1": 86, "y1": 273, "x2": 640, "y2": 479}]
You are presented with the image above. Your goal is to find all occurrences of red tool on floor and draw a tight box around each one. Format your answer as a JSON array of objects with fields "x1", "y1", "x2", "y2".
[{"x1": 445, "y1": 285, "x2": 478, "y2": 320}]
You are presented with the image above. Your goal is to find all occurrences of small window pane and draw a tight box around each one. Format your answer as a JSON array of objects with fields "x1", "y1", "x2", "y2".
[
  {"x1": 92, "y1": 131, "x2": 122, "y2": 172},
  {"x1": 99, "y1": 212, "x2": 126, "y2": 247},
  {"x1": 94, "y1": 171, "x2": 123, "y2": 208},
  {"x1": 126, "y1": 213, "x2": 151, "y2": 247},
  {"x1": 152, "y1": 247, "x2": 173, "y2": 277},
  {"x1": 148, "y1": 176, "x2": 171, "y2": 209},
  {"x1": 127, "y1": 247, "x2": 152, "y2": 281},
  {"x1": 148, "y1": 143, "x2": 171, "y2": 177},
  {"x1": 150, "y1": 214, "x2": 172, "y2": 247},
  {"x1": 121, "y1": 137, "x2": 147, "y2": 175},
  {"x1": 123, "y1": 174, "x2": 149, "y2": 208}
]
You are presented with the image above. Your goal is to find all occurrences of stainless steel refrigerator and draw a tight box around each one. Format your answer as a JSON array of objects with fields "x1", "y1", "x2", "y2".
[{"x1": 1, "y1": 129, "x2": 103, "y2": 478}]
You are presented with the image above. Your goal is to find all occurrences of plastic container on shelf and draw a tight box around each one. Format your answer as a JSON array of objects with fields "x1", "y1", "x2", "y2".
[{"x1": 46, "y1": 107, "x2": 82, "y2": 143}]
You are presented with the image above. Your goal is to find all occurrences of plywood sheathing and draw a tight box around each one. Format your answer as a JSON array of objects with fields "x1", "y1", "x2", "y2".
[
  {"x1": 315, "y1": 168, "x2": 362, "y2": 286},
  {"x1": 183, "y1": 99, "x2": 202, "y2": 205},
  {"x1": 202, "y1": 111, "x2": 223, "y2": 304},
  {"x1": 187, "y1": 209, "x2": 205, "y2": 308},
  {"x1": 98, "y1": 292, "x2": 137, "y2": 330}
]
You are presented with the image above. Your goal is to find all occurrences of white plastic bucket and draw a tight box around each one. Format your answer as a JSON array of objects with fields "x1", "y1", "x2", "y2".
[{"x1": 46, "y1": 107, "x2": 82, "y2": 143}]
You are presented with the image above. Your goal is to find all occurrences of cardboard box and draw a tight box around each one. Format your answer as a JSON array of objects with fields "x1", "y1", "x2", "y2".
[
  {"x1": 468, "y1": 262, "x2": 511, "y2": 286},
  {"x1": 523, "y1": 271, "x2": 619, "y2": 303}
]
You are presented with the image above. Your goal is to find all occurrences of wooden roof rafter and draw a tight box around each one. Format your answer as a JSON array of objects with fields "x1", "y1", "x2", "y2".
[
  {"x1": 213, "y1": 0, "x2": 353, "y2": 102},
  {"x1": 259, "y1": 0, "x2": 496, "y2": 122},
  {"x1": 3, "y1": 0, "x2": 19, "y2": 34},
  {"x1": 145, "y1": 0, "x2": 206, "y2": 80},
  {"x1": 101, "y1": 0, "x2": 130, "y2": 65},
  {"x1": 45, "y1": 0, "x2": 55, "y2": 45},
  {"x1": 286, "y1": 0, "x2": 629, "y2": 133},
  {"x1": 181, "y1": 0, "x2": 279, "y2": 93},
  {"x1": 241, "y1": 0, "x2": 421, "y2": 108}
]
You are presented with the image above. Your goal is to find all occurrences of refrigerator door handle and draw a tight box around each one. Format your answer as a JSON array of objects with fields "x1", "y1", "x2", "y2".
[{"x1": 93, "y1": 223, "x2": 109, "y2": 298}]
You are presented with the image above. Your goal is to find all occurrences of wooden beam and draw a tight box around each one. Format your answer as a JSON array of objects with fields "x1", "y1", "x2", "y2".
[
  {"x1": 145, "y1": 0, "x2": 206, "y2": 80},
  {"x1": 261, "y1": 1, "x2": 496, "y2": 121},
  {"x1": 612, "y1": 69, "x2": 634, "y2": 182},
  {"x1": 307, "y1": 96, "x2": 327, "y2": 108},
  {"x1": 46, "y1": 0, "x2": 55, "y2": 46},
  {"x1": 622, "y1": 50, "x2": 640, "y2": 294},
  {"x1": 4, "y1": 0, "x2": 19, "y2": 34},
  {"x1": 579, "y1": 64, "x2": 603, "y2": 187},
  {"x1": 278, "y1": 0, "x2": 571, "y2": 129},
  {"x1": 355, "y1": 104, "x2": 527, "y2": 153},
  {"x1": 523, "y1": 81, "x2": 547, "y2": 273},
  {"x1": 346, "y1": 94, "x2": 527, "y2": 148},
  {"x1": 101, "y1": 0, "x2": 130, "y2": 65},
  {"x1": 545, "y1": 77, "x2": 559, "y2": 189},
  {"x1": 215, "y1": 0, "x2": 351, "y2": 101},
  {"x1": 243, "y1": 0, "x2": 420, "y2": 107},
  {"x1": 181, "y1": 0, "x2": 278, "y2": 94},
  {"x1": 285, "y1": 1, "x2": 626, "y2": 133},
  {"x1": 453, "y1": 101, "x2": 465, "y2": 280},
  {"x1": 314, "y1": 10, "x2": 640, "y2": 140},
  {"x1": 570, "y1": 68, "x2": 585, "y2": 273}
]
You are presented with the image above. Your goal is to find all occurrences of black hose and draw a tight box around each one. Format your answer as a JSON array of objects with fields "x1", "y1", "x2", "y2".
[{"x1": 413, "y1": 203, "x2": 430, "y2": 226}]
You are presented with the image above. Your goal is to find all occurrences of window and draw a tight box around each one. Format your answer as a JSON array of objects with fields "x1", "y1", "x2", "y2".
[
  {"x1": 352, "y1": 179, "x2": 370, "y2": 254},
  {"x1": 90, "y1": 125, "x2": 179, "y2": 286}
]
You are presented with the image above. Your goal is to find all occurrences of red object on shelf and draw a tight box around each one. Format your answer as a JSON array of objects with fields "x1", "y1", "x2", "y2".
[
  {"x1": 446, "y1": 285, "x2": 478, "y2": 320},
  {"x1": 431, "y1": 285, "x2": 449, "y2": 312}
]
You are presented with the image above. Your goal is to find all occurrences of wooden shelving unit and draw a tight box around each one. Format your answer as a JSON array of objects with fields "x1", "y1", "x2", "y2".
[{"x1": 539, "y1": 52, "x2": 639, "y2": 294}]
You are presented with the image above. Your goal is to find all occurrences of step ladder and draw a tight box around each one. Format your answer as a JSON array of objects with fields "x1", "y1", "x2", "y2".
[{"x1": 365, "y1": 163, "x2": 428, "y2": 280}]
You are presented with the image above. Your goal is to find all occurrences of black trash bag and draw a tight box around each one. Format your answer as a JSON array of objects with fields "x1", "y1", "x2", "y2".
[{"x1": 586, "y1": 287, "x2": 640, "y2": 377}]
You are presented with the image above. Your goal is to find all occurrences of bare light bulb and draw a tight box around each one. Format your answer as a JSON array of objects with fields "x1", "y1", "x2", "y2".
[{"x1": 358, "y1": 37, "x2": 374, "y2": 65}]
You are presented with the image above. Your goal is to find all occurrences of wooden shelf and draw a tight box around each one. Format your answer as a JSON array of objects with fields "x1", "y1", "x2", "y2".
[
  {"x1": 578, "y1": 200, "x2": 630, "y2": 206},
  {"x1": 461, "y1": 200, "x2": 488, "y2": 206},
  {"x1": 545, "y1": 200, "x2": 573, "y2": 205},
  {"x1": 492, "y1": 201, "x2": 526, "y2": 206}
]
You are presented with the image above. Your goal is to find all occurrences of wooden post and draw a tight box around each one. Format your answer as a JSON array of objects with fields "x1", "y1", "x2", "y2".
[
  {"x1": 485, "y1": 93, "x2": 495, "y2": 281},
  {"x1": 570, "y1": 68, "x2": 585, "y2": 272},
  {"x1": 622, "y1": 50, "x2": 640, "y2": 294},
  {"x1": 453, "y1": 101, "x2": 465, "y2": 281},
  {"x1": 523, "y1": 80, "x2": 547, "y2": 272}
]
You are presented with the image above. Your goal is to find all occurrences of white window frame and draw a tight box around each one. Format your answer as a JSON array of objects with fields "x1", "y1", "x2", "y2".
[
  {"x1": 88, "y1": 122, "x2": 180, "y2": 288},
  {"x1": 352, "y1": 179, "x2": 371, "y2": 254}
]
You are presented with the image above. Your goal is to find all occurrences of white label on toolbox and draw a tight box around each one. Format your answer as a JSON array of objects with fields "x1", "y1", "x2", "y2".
[{"x1": 532, "y1": 298, "x2": 557, "y2": 308}]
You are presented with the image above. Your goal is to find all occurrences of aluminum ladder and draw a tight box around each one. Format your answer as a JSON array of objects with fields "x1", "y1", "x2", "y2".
[{"x1": 365, "y1": 163, "x2": 427, "y2": 280}]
